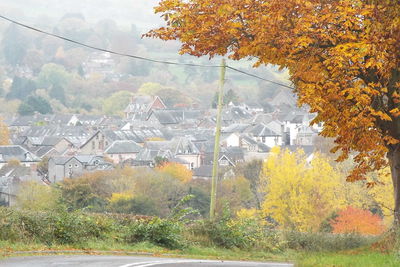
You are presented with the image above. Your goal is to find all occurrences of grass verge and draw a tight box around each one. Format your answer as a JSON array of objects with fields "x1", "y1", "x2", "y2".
[
  {"x1": 0, "y1": 240, "x2": 295, "y2": 263},
  {"x1": 296, "y1": 249, "x2": 400, "y2": 267}
]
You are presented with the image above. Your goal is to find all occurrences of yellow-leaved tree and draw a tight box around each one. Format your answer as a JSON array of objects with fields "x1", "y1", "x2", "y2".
[
  {"x1": 16, "y1": 181, "x2": 60, "y2": 211},
  {"x1": 261, "y1": 148, "x2": 345, "y2": 232},
  {"x1": 157, "y1": 162, "x2": 192, "y2": 183},
  {"x1": 148, "y1": 0, "x2": 400, "y2": 225},
  {"x1": 0, "y1": 117, "x2": 10, "y2": 145}
]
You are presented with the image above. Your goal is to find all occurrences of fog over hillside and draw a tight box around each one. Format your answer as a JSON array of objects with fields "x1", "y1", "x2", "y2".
[{"x1": 0, "y1": 0, "x2": 291, "y2": 115}]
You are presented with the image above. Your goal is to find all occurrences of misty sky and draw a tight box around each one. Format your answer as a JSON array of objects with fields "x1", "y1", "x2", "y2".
[
  {"x1": 0, "y1": 0, "x2": 290, "y2": 84},
  {"x1": 0, "y1": 0, "x2": 162, "y2": 31}
]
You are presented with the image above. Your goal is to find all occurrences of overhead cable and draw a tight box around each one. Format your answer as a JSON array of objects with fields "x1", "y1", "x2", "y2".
[{"x1": 0, "y1": 14, "x2": 294, "y2": 89}]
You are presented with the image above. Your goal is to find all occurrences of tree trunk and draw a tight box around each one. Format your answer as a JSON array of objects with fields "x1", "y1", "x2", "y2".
[{"x1": 387, "y1": 147, "x2": 400, "y2": 226}]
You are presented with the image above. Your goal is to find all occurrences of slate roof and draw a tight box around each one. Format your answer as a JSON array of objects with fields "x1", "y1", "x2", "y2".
[
  {"x1": 150, "y1": 110, "x2": 202, "y2": 125},
  {"x1": 76, "y1": 114, "x2": 104, "y2": 125},
  {"x1": 151, "y1": 110, "x2": 183, "y2": 124},
  {"x1": 102, "y1": 128, "x2": 165, "y2": 144},
  {"x1": 252, "y1": 113, "x2": 274, "y2": 124},
  {"x1": 32, "y1": 146, "x2": 57, "y2": 158},
  {"x1": 172, "y1": 137, "x2": 200, "y2": 154},
  {"x1": 104, "y1": 140, "x2": 142, "y2": 154},
  {"x1": 134, "y1": 148, "x2": 172, "y2": 162},
  {"x1": 222, "y1": 123, "x2": 251, "y2": 133},
  {"x1": 170, "y1": 157, "x2": 189, "y2": 165},
  {"x1": 222, "y1": 106, "x2": 253, "y2": 123},
  {"x1": 50, "y1": 114, "x2": 74, "y2": 125},
  {"x1": 247, "y1": 123, "x2": 281, "y2": 137},
  {"x1": 241, "y1": 135, "x2": 258, "y2": 145},
  {"x1": 41, "y1": 136, "x2": 69, "y2": 146},
  {"x1": 21, "y1": 125, "x2": 91, "y2": 138},
  {"x1": 256, "y1": 142, "x2": 271, "y2": 153},
  {"x1": 11, "y1": 136, "x2": 27, "y2": 146},
  {"x1": 124, "y1": 95, "x2": 154, "y2": 113},
  {"x1": 10, "y1": 114, "x2": 52, "y2": 127},
  {"x1": 0, "y1": 145, "x2": 40, "y2": 163},
  {"x1": 202, "y1": 146, "x2": 245, "y2": 165},
  {"x1": 50, "y1": 155, "x2": 109, "y2": 165},
  {"x1": 193, "y1": 165, "x2": 213, "y2": 178},
  {"x1": 0, "y1": 164, "x2": 31, "y2": 177},
  {"x1": 144, "y1": 137, "x2": 200, "y2": 155}
]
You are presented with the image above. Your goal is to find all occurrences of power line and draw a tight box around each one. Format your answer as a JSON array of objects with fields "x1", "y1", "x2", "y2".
[
  {"x1": 0, "y1": 15, "x2": 218, "y2": 68},
  {"x1": 0, "y1": 14, "x2": 294, "y2": 90},
  {"x1": 226, "y1": 66, "x2": 294, "y2": 89}
]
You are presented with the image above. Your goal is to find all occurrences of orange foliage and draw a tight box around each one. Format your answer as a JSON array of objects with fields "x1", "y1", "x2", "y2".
[
  {"x1": 147, "y1": 0, "x2": 400, "y2": 182},
  {"x1": 331, "y1": 206, "x2": 385, "y2": 236},
  {"x1": 157, "y1": 162, "x2": 192, "y2": 183}
]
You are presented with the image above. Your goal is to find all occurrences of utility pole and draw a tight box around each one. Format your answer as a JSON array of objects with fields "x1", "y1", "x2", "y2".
[{"x1": 210, "y1": 58, "x2": 226, "y2": 220}]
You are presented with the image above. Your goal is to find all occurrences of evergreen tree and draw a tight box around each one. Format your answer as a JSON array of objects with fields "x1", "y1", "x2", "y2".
[
  {"x1": 18, "y1": 95, "x2": 53, "y2": 115},
  {"x1": 7, "y1": 77, "x2": 36, "y2": 100},
  {"x1": 49, "y1": 85, "x2": 66, "y2": 104}
]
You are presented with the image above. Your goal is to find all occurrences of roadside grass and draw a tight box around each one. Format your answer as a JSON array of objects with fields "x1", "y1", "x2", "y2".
[
  {"x1": 296, "y1": 250, "x2": 400, "y2": 267},
  {"x1": 1, "y1": 240, "x2": 399, "y2": 266},
  {"x1": 0, "y1": 240, "x2": 295, "y2": 263}
]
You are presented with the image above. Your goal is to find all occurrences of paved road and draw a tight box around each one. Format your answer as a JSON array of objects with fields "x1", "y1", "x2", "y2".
[{"x1": 0, "y1": 255, "x2": 294, "y2": 267}]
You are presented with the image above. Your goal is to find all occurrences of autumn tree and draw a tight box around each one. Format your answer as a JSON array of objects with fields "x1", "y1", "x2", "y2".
[
  {"x1": 261, "y1": 148, "x2": 345, "y2": 232},
  {"x1": 330, "y1": 206, "x2": 386, "y2": 235},
  {"x1": 0, "y1": 117, "x2": 10, "y2": 145},
  {"x1": 16, "y1": 181, "x2": 60, "y2": 211},
  {"x1": 147, "y1": 0, "x2": 400, "y2": 224},
  {"x1": 157, "y1": 162, "x2": 193, "y2": 183}
]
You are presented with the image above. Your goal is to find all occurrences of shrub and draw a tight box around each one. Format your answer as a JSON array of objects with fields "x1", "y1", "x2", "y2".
[
  {"x1": 283, "y1": 231, "x2": 378, "y2": 252},
  {"x1": 0, "y1": 208, "x2": 112, "y2": 245},
  {"x1": 330, "y1": 206, "x2": 386, "y2": 235},
  {"x1": 124, "y1": 217, "x2": 184, "y2": 249},
  {"x1": 187, "y1": 216, "x2": 283, "y2": 251}
]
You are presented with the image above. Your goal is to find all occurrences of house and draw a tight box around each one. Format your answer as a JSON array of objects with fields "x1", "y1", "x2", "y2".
[
  {"x1": 221, "y1": 106, "x2": 253, "y2": 125},
  {"x1": 9, "y1": 114, "x2": 53, "y2": 133},
  {"x1": 171, "y1": 137, "x2": 202, "y2": 169},
  {"x1": 282, "y1": 112, "x2": 317, "y2": 145},
  {"x1": 40, "y1": 136, "x2": 74, "y2": 154},
  {"x1": 202, "y1": 145, "x2": 245, "y2": 167},
  {"x1": 128, "y1": 148, "x2": 173, "y2": 167},
  {"x1": 246, "y1": 123, "x2": 283, "y2": 148},
  {"x1": 104, "y1": 140, "x2": 142, "y2": 164},
  {"x1": 221, "y1": 132, "x2": 241, "y2": 147},
  {"x1": 147, "y1": 109, "x2": 202, "y2": 127},
  {"x1": 0, "y1": 145, "x2": 40, "y2": 168},
  {"x1": 241, "y1": 102, "x2": 264, "y2": 114},
  {"x1": 145, "y1": 137, "x2": 202, "y2": 169},
  {"x1": 124, "y1": 95, "x2": 166, "y2": 119},
  {"x1": 79, "y1": 131, "x2": 109, "y2": 155},
  {"x1": 294, "y1": 125, "x2": 319, "y2": 146},
  {"x1": 48, "y1": 155, "x2": 113, "y2": 182}
]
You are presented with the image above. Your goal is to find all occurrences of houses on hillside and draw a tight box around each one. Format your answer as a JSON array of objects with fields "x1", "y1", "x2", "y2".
[{"x1": 0, "y1": 90, "x2": 323, "y2": 205}]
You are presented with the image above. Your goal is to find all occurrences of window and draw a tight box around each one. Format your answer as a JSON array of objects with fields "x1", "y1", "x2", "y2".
[
  {"x1": 220, "y1": 159, "x2": 229, "y2": 166},
  {"x1": 74, "y1": 164, "x2": 79, "y2": 168},
  {"x1": 92, "y1": 141, "x2": 95, "y2": 149},
  {"x1": 262, "y1": 137, "x2": 266, "y2": 143}
]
